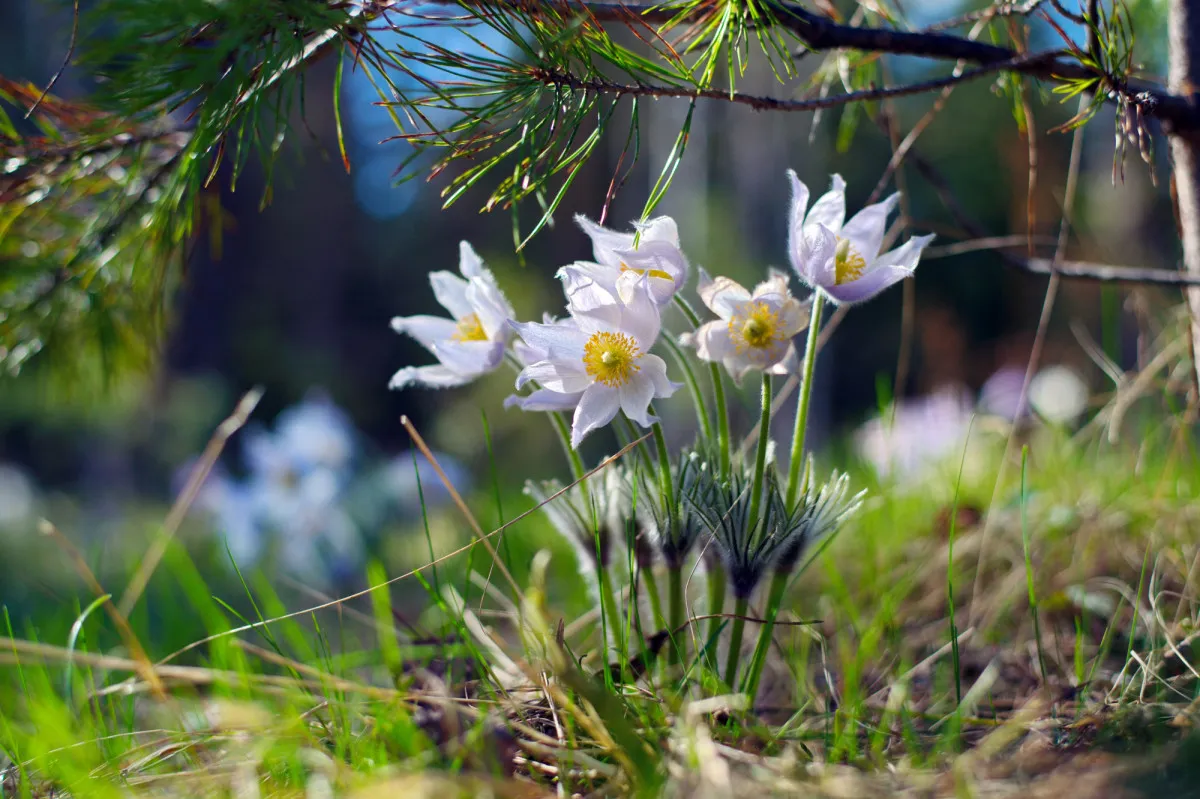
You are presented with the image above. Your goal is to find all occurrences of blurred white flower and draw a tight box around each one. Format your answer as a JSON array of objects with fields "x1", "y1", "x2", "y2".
[
  {"x1": 390, "y1": 242, "x2": 515, "y2": 390},
  {"x1": 1029, "y1": 365, "x2": 1089, "y2": 425},
  {"x1": 681, "y1": 269, "x2": 810, "y2": 383},
  {"x1": 854, "y1": 387, "x2": 974, "y2": 481},
  {"x1": 787, "y1": 171, "x2": 934, "y2": 305},
  {"x1": 511, "y1": 278, "x2": 680, "y2": 447},
  {"x1": 560, "y1": 215, "x2": 688, "y2": 307},
  {"x1": 384, "y1": 449, "x2": 469, "y2": 512},
  {"x1": 191, "y1": 396, "x2": 366, "y2": 587},
  {"x1": 979, "y1": 365, "x2": 1028, "y2": 421},
  {"x1": 271, "y1": 392, "x2": 355, "y2": 472},
  {"x1": 0, "y1": 463, "x2": 35, "y2": 528}
]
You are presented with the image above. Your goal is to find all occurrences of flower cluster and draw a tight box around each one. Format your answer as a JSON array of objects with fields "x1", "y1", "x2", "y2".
[{"x1": 389, "y1": 170, "x2": 935, "y2": 687}]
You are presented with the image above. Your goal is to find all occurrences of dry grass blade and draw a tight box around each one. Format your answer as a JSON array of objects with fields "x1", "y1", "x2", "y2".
[
  {"x1": 118, "y1": 387, "x2": 263, "y2": 616},
  {"x1": 36, "y1": 519, "x2": 168, "y2": 700}
]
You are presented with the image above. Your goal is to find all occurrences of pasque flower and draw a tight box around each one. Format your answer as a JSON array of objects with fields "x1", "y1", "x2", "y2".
[
  {"x1": 681, "y1": 269, "x2": 811, "y2": 383},
  {"x1": 389, "y1": 242, "x2": 514, "y2": 390},
  {"x1": 787, "y1": 172, "x2": 934, "y2": 305},
  {"x1": 559, "y1": 215, "x2": 688, "y2": 307},
  {"x1": 504, "y1": 314, "x2": 584, "y2": 412},
  {"x1": 511, "y1": 278, "x2": 680, "y2": 447}
]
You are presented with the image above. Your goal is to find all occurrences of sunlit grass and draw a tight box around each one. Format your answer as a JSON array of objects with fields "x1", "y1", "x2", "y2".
[{"x1": 2, "y1": 406, "x2": 1200, "y2": 797}]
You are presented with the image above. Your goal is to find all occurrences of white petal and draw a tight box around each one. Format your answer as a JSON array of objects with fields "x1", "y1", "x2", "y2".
[
  {"x1": 575, "y1": 214, "x2": 634, "y2": 268},
  {"x1": 433, "y1": 339, "x2": 504, "y2": 375},
  {"x1": 504, "y1": 388, "x2": 582, "y2": 412},
  {"x1": 468, "y1": 277, "x2": 514, "y2": 340},
  {"x1": 767, "y1": 344, "x2": 800, "y2": 375},
  {"x1": 875, "y1": 233, "x2": 936, "y2": 271},
  {"x1": 751, "y1": 272, "x2": 791, "y2": 301},
  {"x1": 798, "y1": 224, "x2": 838, "y2": 289},
  {"x1": 698, "y1": 275, "x2": 751, "y2": 320},
  {"x1": 571, "y1": 384, "x2": 622, "y2": 447},
  {"x1": 804, "y1": 174, "x2": 847, "y2": 235},
  {"x1": 458, "y1": 241, "x2": 486, "y2": 279},
  {"x1": 688, "y1": 321, "x2": 738, "y2": 364},
  {"x1": 822, "y1": 264, "x2": 911, "y2": 305},
  {"x1": 617, "y1": 277, "x2": 662, "y2": 350},
  {"x1": 429, "y1": 271, "x2": 473, "y2": 319},
  {"x1": 775, "y1": 296, "x2": 811, "y2": 338},
  {"x1": 619, "y1": 372, "x2": 657, "y2": 428},
  {"x1": 841, "y1": 194, "x2": 898, "y2": 259},
  {"x1": 389, "y1": 364, "x2": 473, "y2": 390},
  {"x1": 638, "y1": 354, "x2": 680, "y2": 399},
  {"x1": 518, "y1": 358, "x2": 593, "y2": 394},
  {"x1": 511, "y1": 319, "x2": 589, "y2": 360},
  {"x1": 391, "y1": 315, "x2": 457, "y2": 351},
  {"x1": 633, "y1": 216, "x2": 680, "y2": 246},
  {"x1": 787, "y1": 170, "x2": 812, "y2": 275}
]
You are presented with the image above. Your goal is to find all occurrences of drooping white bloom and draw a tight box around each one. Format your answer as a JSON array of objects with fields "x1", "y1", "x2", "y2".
[
  {"x1": 511, "y1": 278, "x2": 680, "y2": 447},
  {"x1": 559, "y1": 214, "x2": 688, "y2": 307},
  {"x1": 389, "y1": 242, "x2": 515, "y2": 390},
  {"x1": 787, "y1": 171, "x2": 935, "y2": 305},
  {"x1": 680, "y1": 269, "x2": 811, "y2": 383}
]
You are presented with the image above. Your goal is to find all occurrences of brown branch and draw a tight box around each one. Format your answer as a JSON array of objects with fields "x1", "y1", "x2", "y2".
[
  {"x1": 543, "y1": 0, "x2": 1197, "y2": 130},
  {"x1": 531, "y1": 51, "x2": 1059, "y2": 113}
]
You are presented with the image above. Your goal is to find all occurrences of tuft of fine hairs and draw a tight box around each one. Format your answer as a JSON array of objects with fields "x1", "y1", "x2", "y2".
[
  {"x1": 774, "y1": 456, "x2": 865, "y2": 576},
  {"x1": 524, "y1": 466, "x2": 630, "y2": 601},
  {"x1": 639, "y1": 447, "x2": 715, "y2": 569}
]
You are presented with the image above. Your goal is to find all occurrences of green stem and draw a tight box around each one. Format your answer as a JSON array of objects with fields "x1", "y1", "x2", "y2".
[
  {"x1": 705, "y1": 566, "x2": 726, "y2": 668},
  {"x1": 747, "y1": 372, "x2": 773, "y2": 531},
  {"x1": 598, "y1": 564, "x2": 625, "y2": 680},
  {"x1": 667, "y1": 564, "x2": 685, "y2": 666},
  {"x1": 785, "y1": 293, "x2": 826, "y2": 508},
  {"x1": 550, "y1": 412, "x2": 586, "y2": 481},
  {"x1": 643, "y1": 565, "x2": 667, "y2": 633},
  {"x1": 650, "y1": 418, "x2": 674, "y2": 514},
  {"x1": 741, "y1": 569, "x2": 788, "y2": 701},
  {"x1": 723, "y1": 595, "x2": 749, "y2": 687},
  {"x1": 710, "y1": 363, "x2": 731, "y2": 479},
  {"x1": 661, "y1": 332, "x2": 713, "y2": 442},
  {"x1": 674, "y1": 295, "x2": 730, "y2": 475}
]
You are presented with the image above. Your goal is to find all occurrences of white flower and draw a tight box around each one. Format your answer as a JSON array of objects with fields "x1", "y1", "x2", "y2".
[
  {"x1": 511, "y1": 278, "x2": 681, "y2": 447},
  {"x1": 681, "y1": 269, "x2": 811, "y2": 383},
  {"x1": 559, "y1": 214, "x2": 688, "y2": 308},
  {"x1": 854, "y1": 386, "x2": 973, "y2": 482},
  {"x1": 1029, "y1": 365, "x2": 1089, "y2": 425},
  {"x1": 271, "y1": 393, "x2": 356, "y2": 473},
  {"x1": 787, "y1": 171, "x2": 935, "y2": 305},
  {"x1": 389, "y1": 242, "x2": 514, "y2": 390}
]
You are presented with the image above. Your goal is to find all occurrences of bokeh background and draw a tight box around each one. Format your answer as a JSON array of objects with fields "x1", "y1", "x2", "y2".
[{"x1": 0, "y1": 0, "x2": 1178, "y2": 630}]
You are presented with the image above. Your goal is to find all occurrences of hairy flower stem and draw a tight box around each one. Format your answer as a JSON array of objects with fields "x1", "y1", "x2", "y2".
[
  {"x1": 642, "y1": 565, "x2": 667, "y2": 634},
  {"x1": 667, "y1": 564, "x2": 685, "y2": 666},
  {"x1": 551, "y1": 412, "x2": 586, "y2": 480},
  {"x1": 723, "y1": 596, "x2": 750, "y2": 687},
  {"x1": 661, "y1": 333, "x2": 712, "y2": 442},
  {"x1": 650, "y1": 417, "x2": 675, "y2": 516},
  {"x1": 741, "y1": 569, "x2": 789, "y2": 701},
  {"x1": 674, "y1": 296, "x2": 729, "y2": 476},
  {"x1": 785, "y1": 293, "x2": 826, "y2": 508},
  {"x1": 747, "y1": 372, "x2": 773, "y2": 530},
  {"x1": 705, "y1": 567, "x2": 726, "y2": 668},
  {"x1": 598, "y1": 563, "x2": 626, "y2": 679}
]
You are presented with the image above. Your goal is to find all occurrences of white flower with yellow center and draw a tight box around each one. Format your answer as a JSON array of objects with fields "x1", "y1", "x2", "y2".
[
  {"x1": 787, "y1": 171, "x2": 935, "y2": 305},
  {"x1": 681, "y1": 269, "x2": 811, "y2": 383},
  {"x1": 389, "y1": 242, "x2": 514, "y2": 390},
  {"x1": 559, "y1": 214, "x2": 688, "y2": 308},
  {"x1": 511, "y1": 278, "x2": 680, "y2": 448}
]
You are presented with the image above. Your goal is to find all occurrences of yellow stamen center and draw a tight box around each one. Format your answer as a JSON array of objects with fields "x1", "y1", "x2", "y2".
[
  {"x1": 452, "y1": 313, "x2": 488, "y2": 342},
  {"x1": 620, "y1": 263, "x2": 673, "y2": 282},
  {"x1": 730, "y1": 302, "x2": 783, "y2": 351},
  {"x1": 582, "y1": 331, "x2": 642, "y2": 387},
  {"x1": 834, "y1": 238, "x2": 867, "y2": 285}
]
